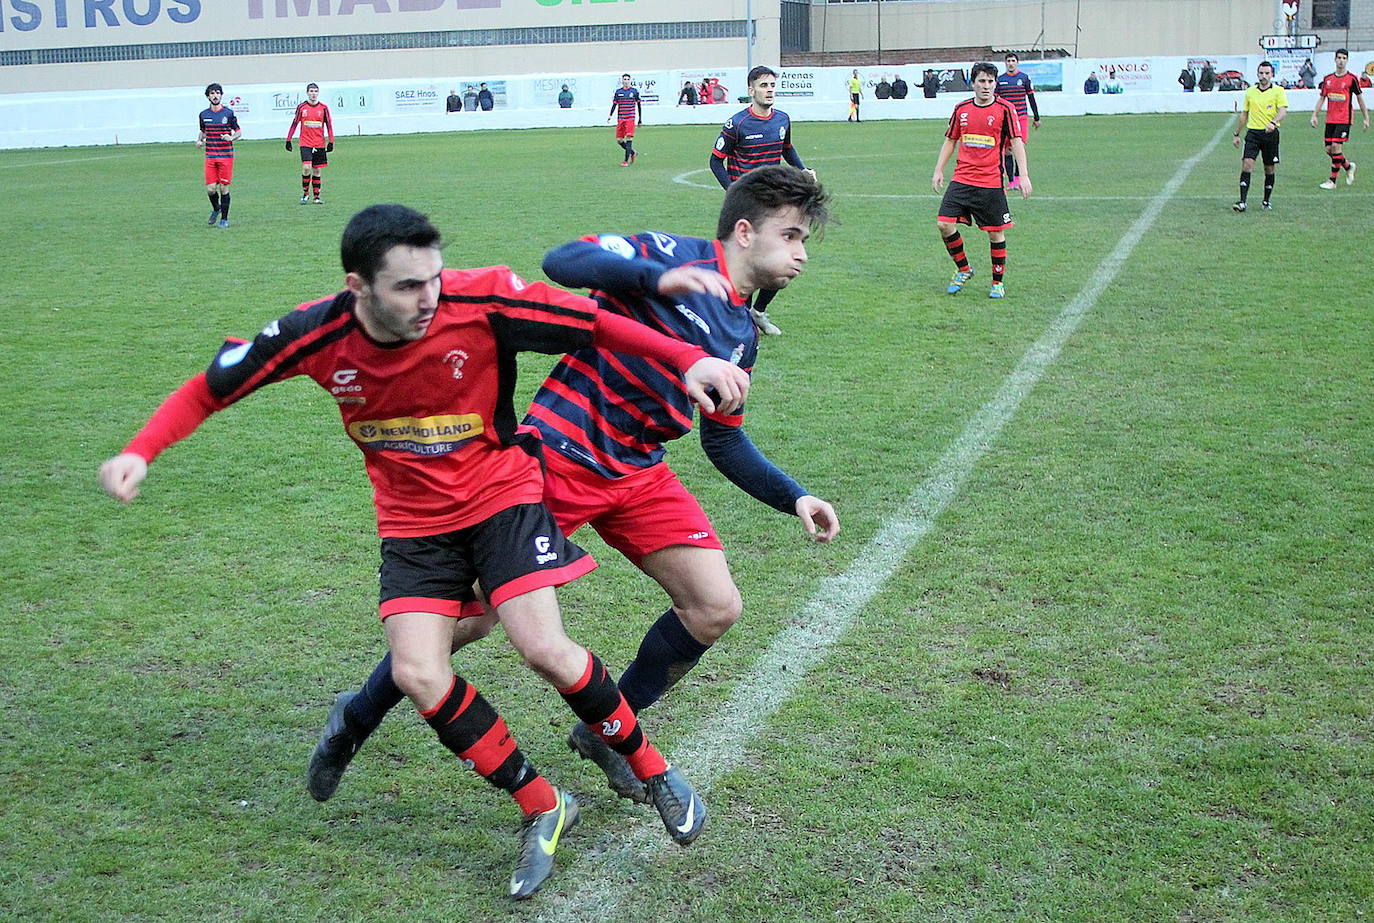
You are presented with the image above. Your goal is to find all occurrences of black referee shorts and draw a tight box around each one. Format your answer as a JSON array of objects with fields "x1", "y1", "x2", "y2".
[{"x1": 1242, "y1": 128, "x2": 1280, "y2": 166}]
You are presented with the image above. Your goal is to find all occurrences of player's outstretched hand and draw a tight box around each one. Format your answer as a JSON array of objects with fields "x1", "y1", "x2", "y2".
[
  {"x1": 658, "y1": 265, "x2": 734, "y2": 301},
  {"x1": 285, "y1": 140, "x2": 292, "y2": 151},
  {"x1": 931, "y1": 171, "x2": 945, "y2": 193},
  {"x1": 99, "y1": 452, "x2": 149, "y2": 504},
  {"x1": 1310, "y1": 114, "x2": 1319, "y2": 128},
  {"x1": 795, "y1": 495, "x2": 840, "y2": 542},
  {"x1": 684, "y1": 357, "x2": 749, "y2": 416},
  {"x1": 1018, "y1": 177, "x2": 1033, "y2": 199}
]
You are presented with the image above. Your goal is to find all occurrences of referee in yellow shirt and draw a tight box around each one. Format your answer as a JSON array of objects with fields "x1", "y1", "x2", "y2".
[{"x1": 1233, "y1": 61, "x2": 1289, "y2": 211}]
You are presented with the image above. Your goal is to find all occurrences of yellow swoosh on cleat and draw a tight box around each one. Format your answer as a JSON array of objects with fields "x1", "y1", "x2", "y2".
[{"x1": 537, "y1": 799, "x2": 567, "y2": 855}]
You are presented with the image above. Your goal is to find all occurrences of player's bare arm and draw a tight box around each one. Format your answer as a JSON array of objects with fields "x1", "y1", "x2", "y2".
[
  {"x1": 99, "y1": 453, "x2": 149, "y2": 504},
  {"x1": 795, "y1": 495, "x2": 840, "y2": 542},
  {"x1": 1266, "y1": 107, "x2": 1287, "y2": 133},
  {"x1": 932, "y1": 138, "x2": 956, "y2": 192},
  {"x1": 684, "y1": 358, "x2": 749, "y2": 416},
  {"x1": 658, "y1": 265, "x2": 734, "y2": 301}
]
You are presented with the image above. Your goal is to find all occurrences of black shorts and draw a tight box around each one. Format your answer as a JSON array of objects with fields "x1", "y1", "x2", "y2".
[
  {"x1": 1324, "y1": 123, "x2": 1351, "y2": 143},
  {"x1": 299, "y1": 145, "x2": 329, "y2": 167},
  {"x1": 1242, "y1": 128, "x2": 1280, "y2": 165},
  {"x1": 377, "y1": 502, "x2": 595, "y2": 619},
  {"x1": 938, "y1": 180, "x2": 1013, "y2": 231}
]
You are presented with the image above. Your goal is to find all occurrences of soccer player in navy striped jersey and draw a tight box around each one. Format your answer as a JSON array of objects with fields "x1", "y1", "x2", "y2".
[
  {"x1": 710, "y1": 66, "x2": 815, "y2": 336},
  {"x1": 197, "y1": 83, "x2": 241, "y2": 228},
  {"x1": 608, "y1": 74, "x2": 643, "y2": 166},
  {"x1": 98, "y1": 204, "x2": 749, "y2": 899},
  {"x1": 995, "y1": 54, "x2": 1039, "y2": 190},
  {"x1": 309, "y1": 166, "x2": 840, "y2": 812}
]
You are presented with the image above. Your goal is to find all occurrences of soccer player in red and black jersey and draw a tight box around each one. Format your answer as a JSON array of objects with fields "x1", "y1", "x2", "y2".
[
  {"x1": 305, "y1": 166, "x2": 840, "y2": 813},
  {"x1": 98, "y1": 205, "x2": 749, "y2": 900},
  {"x1": 608, "y1": 73, "x2": 643, "y2": 166},
  {"x1": 1312, "y1": 49, "x2": 1369, "y2": 189},
  {"x1": 286, "y1": 82, "x2": 335, "y2": 204},
  {"x1": 932, "y1": 62, "x2": 1031, "y2": 299},
  {"x1": 197, "y1": 83, "x2": 241, "y2": 229}
]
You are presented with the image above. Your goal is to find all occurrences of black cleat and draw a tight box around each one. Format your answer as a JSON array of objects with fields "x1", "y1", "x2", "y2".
[
  {"x1": 510, "y1": 788, "x2": 580, "y2": 900},
  {"x1": 646, "y1": 765, "x2": 707, "y2": 846},
  {"x1": 1261, "y1": 200, "x2": 1272, "y2": 210},
  {"x1": 568, "y1": 723, "x2": 649, "y2": 803},
  {"x1": 306, "y1": 691, "x2": 364, "y2": 802}
]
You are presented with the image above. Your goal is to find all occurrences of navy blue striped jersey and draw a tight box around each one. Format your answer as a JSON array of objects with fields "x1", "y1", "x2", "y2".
[
  {"x1": 528, "y1": 232, "x2": 757, "y2": 478},
  {"x1": 612, "y1": 87, "x2": 641, "y2": 120},
  {"x1": 712, "y1": 106, "x2": 795, "y2": 183},
  {"x1": 995, "y1": 71, "x2": 1035, "y2": 118},
  {"x1": 199, "y1": 106, "x2": 239, "y2": 160}
]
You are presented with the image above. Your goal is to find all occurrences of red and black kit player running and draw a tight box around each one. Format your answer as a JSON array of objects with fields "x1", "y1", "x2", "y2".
[
  {"x1": 98, "y1": 205, "x2": 749, "y2": 900},
  {"x1": 608, "y1": 73, "x2": 643, "y2": 166},
  {"x1": 197, "y1": 83, "x2": 241, "y2": 229},
  {"x1": 286, "y1": 82, "x2": 335, "y2": 203},
  {"x1": 1312, "y1": 48, "x2": 1369, "y2": 189},
  {"x1": 932, "y1": 62, "x2": 1031, "y2": 299},
  {"x1": 709, "y1": 65, "x2": 815, "y2": 335},
  {"x1": 305, "y1": 166, "x2": 840, "y2": 814}
]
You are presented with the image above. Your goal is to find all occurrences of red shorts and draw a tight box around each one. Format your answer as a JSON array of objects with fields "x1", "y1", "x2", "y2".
[
  {"x1": 543, "y1": 449, "x2": 722, "y2": 568},
  {"x1": 204, "y1": 159, "x2": 233, "y2": 186},
  {"x1": 615, "y1": 118, "x2": 637, "y2": 140},
  {"x1": 1016, "y1": 115, "x2": 1030, "y2": 142}
]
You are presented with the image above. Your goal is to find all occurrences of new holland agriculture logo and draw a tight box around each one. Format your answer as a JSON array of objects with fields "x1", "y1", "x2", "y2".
[{"x1": 348, "y1": 414, "x2": 483, "y2": 455}]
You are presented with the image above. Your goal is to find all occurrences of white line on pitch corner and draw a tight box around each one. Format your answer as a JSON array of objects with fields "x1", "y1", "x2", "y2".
[{"x1": 538, "y1": 117, "x2": 1234, "y2": 923}]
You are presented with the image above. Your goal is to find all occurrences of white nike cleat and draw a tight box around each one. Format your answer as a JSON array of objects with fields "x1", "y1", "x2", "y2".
[
  {"x1": 1318, "y1": 180, "x2": 1338, "y2": 189},
  {"x1": 1347, "y1": 162, "x2": 1357, "y2": 185}
]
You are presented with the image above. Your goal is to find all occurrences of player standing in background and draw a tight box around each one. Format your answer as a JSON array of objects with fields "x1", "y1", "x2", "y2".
[
  {"x1": 932, "y1": 62, "x2": 1031, "y2": 299},
  {"x1": 710, "y1": 66, "x2": 816, "y2": 335},
  {"x1": 286, "y1": 82, "x2": 335, "y2": 204},
  {"x1": 197, "y1": 83, "x2": 240, "y2": 229},
  {"x1": 846, "y1": 69, "x2": 863, "y2": 122},
  {"x1": 98, "y1": 204, "x2": 749, "y2": 900},
  {"x1": 1312, "y1": 49, "x2": 1368, "y2": 189},
  {"x1": 1233, "y1": 61, "x2": 1288, "y2": 212},
  {"x1": 995, "y1": 53, "x2": 1039, "y2": 190},
  {"x1": 608, "y1": 74, "x2": 643, "y2": 166},
  {"x1": 306, "y1": 166, "x2": 839, "y2": 811}
]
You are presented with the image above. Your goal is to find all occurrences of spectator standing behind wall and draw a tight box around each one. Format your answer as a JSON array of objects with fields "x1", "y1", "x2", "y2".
[
  {"x1": 558, "y1": 85, "x2": 574, "y2": 108},
  {"x1": 1199, "y1": 62, "x2": 1216, "y2": 92},
  {"x1": 921, "y1": 69, "x2": 940, "y2": 98},
  {"x1": 1084, "y1": 71, "x2": 1100, "y2": 94},
  {"x1": 1179, "y1": 66, "x2": 1196, "y2": 92},
  {"x1": 677, "y1": 81, "x2": 699, "y2": 106},
  {"x1": 875, "y1": 76, "x2": 892, "y2": 99},
  {"x1": 1299, "y1": 57, "x2": 1316, "y2": 89},
  {"x1": 463, "y1": 85, "x2": 478, "y2": 110},
  {"x1": 891, "y1": 74, "x2": 909, "y2": 99},
  {"x1": 447, "y1": 89, "x2": 462, "y2": 112},
  {"x1": 478, "y1": 83, "x2": 494, "y2": 111}
]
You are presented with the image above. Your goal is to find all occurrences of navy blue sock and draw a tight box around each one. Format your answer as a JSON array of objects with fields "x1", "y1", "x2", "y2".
[
  {"x1": 618, "y1": 609, "x2": 710, "y2": 713},
  {"x1": 219, "y1": 192, "x2": 230, "y2": 219},
  {"x1": 344, "y1": 651, "x2": 405, "y2": 737},
  {"x1": 208, "y1": 191, "x2": 220, "y2": 214}
]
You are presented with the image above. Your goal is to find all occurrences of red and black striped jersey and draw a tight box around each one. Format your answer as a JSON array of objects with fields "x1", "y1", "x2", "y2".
[
  {"x1": 612, "y1": 87, "x2": 640, "y2": 121},
  {"x1": 712, "y1": 106, "x2": 796, "y2": 183},
  {"x1": 199, "y1": 105, "x2": 239, "y2": 160},
  {"x1": 995, "y1": 70, "x2": 1036, "y2": 118},
  {"x1": 1319, "y1": 71, "x2": 1362, "y2": 124},
  {"x1": 946, "y1": 97, "x2": 1021, "y2": 188},
  {"x1": 287, "y1": 101, "x2": 333, "y2": 148}
]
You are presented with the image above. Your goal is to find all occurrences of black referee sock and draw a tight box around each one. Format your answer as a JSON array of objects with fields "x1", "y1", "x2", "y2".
[
  {"x1": 219, "y1": 193, "x2": 231, "y2": 219},
  {"x1": 618, "y1": 609, "x2": 710, "y2": 713},
  {"x1": 1263, "y1": 174, "x2": 1274, "y2": 203},
  {"x1": 208, "y1": 191, "x2": 220, "y2": 215},
  {"x1": 1238, "y1": 171, "x2": 1251, "y2": 203}
]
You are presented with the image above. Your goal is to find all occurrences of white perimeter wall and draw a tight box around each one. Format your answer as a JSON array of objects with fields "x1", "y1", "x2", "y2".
[{"x1": 3, "y1": 51, "x2": 1364, "y2": 150}]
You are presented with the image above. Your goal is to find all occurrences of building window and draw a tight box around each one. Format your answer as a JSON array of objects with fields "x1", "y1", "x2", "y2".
[{"x1": 1311, "y1": 0, "x2": 1350, "y2": 28}]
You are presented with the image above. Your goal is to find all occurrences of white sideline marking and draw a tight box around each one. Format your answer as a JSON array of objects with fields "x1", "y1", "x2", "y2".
[
  {"x1": 537, "y1": 119, "x2": 1233, "y2": 922},
  {"x1": 0, "y1": 153, "x2": 138, "y2": 169}
]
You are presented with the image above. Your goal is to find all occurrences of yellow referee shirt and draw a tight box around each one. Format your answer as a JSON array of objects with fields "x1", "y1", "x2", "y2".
[
  {"x1": 848, "y1": 76, "x2": 862, "y2": 95},
  {"x1": 1243, "y1": 84, "x2": 1289, "y2": 130}
]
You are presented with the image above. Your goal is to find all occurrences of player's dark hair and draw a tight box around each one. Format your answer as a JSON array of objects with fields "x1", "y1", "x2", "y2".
[
  {"x1": 970, "y1": 62, "x2": 999, "y2": 82},
  {"x1": 716, "y1": 165, "x2": 832, "y2": 241},
  {"x1": 205, "y1": 83, "x2": 222, "y2": 97},
  {"x1": 1258, "y1": 60, "x2": 1275, "y2": 73},
  {"x1": 306, "y1": 82, "x2": 319, "y2": 90},
  {"x1": 1004, "y1": 53, "x2": 1018, "y2": 61},
  {"x1": 748, "y1": 66, "x2": 778, "y2": 86},
  {"x1": 1336, "y1": 48, "x2": 1349, "y2": 57},
  {"x1": 621, "y1": 73, "x2": 631, "y2": 80},
  {"x1": 341, "y1": 204, "x2": 442, "y2": 283}
]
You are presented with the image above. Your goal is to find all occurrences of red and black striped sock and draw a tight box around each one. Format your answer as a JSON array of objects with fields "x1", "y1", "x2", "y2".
[
  {"x1": 422, "y1": 673, "x2": 556, "y2": 816},
  {"x1": 1331, "y1": 153, "x2": 1346, "y2": 179},
  {"x1": 301, "y1": 175, "x2": 310, "y2": 194},
  {"x1": 991, "y1": 240, "x2": 1007, "y2": 283},
  {"x1": 942, "y1": 232, "x2": 970, "y2": 271},
  {"x1": 560, "y1": 651, "x2": 668, "y2": 780},
  {"x1": 311, "y1": 176, "x2": 321, "y2": 198}
]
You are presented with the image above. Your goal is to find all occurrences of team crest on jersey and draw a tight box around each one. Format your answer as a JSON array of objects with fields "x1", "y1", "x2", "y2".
[
  {"x1": 443, "y1": 349, "x2": 469, "y2": 380},
  {"x1": 779, "y1": 126, "x2": 786, "y2": 139},
  {"x1": 730, "y1": 343, "x2": 746, "y2": 366}
]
